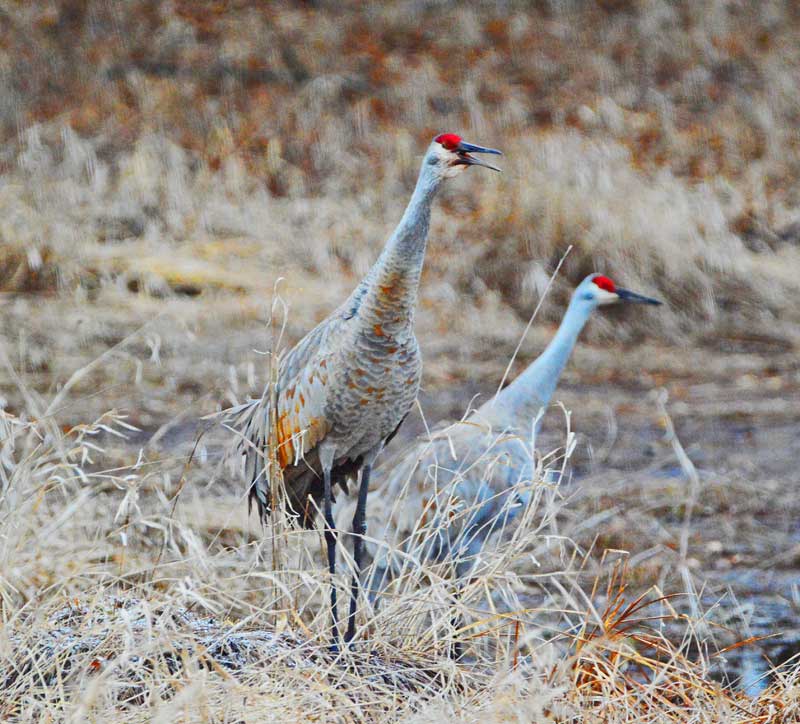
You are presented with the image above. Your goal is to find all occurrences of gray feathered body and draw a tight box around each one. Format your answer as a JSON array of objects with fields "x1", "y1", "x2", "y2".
[
  {"x1": 361, "y1": 397, "x2": 538, "y2": 582},
  {"x1": 238, "y1": 159, "x2": 440, "y2": 528}
]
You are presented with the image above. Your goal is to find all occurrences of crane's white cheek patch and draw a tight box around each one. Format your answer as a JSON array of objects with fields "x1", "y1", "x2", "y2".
[
  {"x1": 442, "y1": 163, "x2": 468, "y2": 179},
  {"x1": 595, "y1": 288, "x2": 620, "y2": 305},
  {"x1": 432, "y1": 145, "x2": 465, "y2": 178}
]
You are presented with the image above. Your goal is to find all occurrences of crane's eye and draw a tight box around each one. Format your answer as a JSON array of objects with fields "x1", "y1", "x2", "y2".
[
  {"x1": 427, "y1": 155, "x2": 438, "y2": 166},
  {"x1": 582, "y1": 292, "x2": 594, "y2": 301}
]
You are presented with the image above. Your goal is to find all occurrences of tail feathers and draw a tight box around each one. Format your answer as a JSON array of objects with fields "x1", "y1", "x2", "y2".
[
  {"x1": 234, "y1": 397, "x2": 275, "y2": 524},
  {"x1": 247, "y1": 472, "x2": 271, "y2": 521},
  {"x1": 234, "y1": 397, "x2": 361, "y2": 530},
  {"x1": 246, "y1": 459, "x2": 321, "y2": 530}
]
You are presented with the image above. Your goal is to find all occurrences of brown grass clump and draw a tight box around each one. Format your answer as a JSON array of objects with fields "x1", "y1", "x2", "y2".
[{"x1": 565, "y1": 558, "x2": 738, "y2": 720}]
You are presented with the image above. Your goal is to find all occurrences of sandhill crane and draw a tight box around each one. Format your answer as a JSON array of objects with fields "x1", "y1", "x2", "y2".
[
  {"x1": 237, "y1": 133, "x2": 501, "y2": 650},
  {"x1": 359, "y1": 273, "x2": 661, "y2": 598}
]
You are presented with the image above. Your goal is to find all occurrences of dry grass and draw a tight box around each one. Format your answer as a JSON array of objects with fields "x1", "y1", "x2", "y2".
[
  {"x1": 0, "y1": 362, "x2": 798, "y2": 722},
  {"x1": 2, "y1": 1, "x2": 800, "y2": 721},
  {"x1": 3, "y1": 1, "x2": 800, "y2": 348}
]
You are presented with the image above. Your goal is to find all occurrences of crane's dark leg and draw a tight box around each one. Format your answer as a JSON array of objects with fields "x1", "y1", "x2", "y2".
[
  {"x1": 322, "y1": 465, "x2": 340, "y2": 652},
  {"x1": 345, "y1": 463, "x2": 372, "y2": 645},
  {"x1": 449, "y1": 611, "x2": 464, "y2": 660},
  {"x1": 449, "y1": 561, "x2": 471, "y2": 660}
]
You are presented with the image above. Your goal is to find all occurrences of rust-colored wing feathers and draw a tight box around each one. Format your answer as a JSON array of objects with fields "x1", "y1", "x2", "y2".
[
  {"x1": 273, "y1": 364, "x2": 330, "y2": 470},
  {"x1": 241, "y1": 318, "x2": 336, "y2": 523}
]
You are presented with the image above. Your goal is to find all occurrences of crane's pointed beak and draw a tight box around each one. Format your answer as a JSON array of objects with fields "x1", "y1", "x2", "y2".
[
  {"x1": 454, "y1": 140, "x2": 503, "y2": 172},
  {"x1": 616, "y1": 288, "x2": 662, "y2": 305}
]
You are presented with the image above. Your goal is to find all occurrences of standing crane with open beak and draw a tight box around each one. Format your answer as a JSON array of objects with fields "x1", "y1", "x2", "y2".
[
  {"x1": 361, "y1": 274, "x2": 662, "y2": 604},
  {"x1": 237, "y1": 133, "x2": 501, "y2": 651}
]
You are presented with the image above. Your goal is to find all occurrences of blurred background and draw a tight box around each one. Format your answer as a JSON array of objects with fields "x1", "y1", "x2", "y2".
[{"x1": 1, "y1": 0, "x2": 799, "y2": 698}]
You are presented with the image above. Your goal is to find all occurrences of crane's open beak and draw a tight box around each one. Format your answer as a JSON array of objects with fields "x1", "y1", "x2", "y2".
[
  {"x1": 616, "y1": 288, "x2": 662, "y2": 305},
  {"x1": 454, "y1": 140, "x2": 503, "y2": 172}
]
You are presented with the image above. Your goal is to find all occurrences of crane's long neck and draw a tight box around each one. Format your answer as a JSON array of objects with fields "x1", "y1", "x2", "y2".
[
  {"x1": 489, "y1": 296, "x2": 593, "y2": 428},
  {"x1": 358, "y1": 164, "x2": 440, "y2": 337}
]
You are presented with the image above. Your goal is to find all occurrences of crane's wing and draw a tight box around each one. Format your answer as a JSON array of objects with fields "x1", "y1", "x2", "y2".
[
  {"x1": 238, "y1": 317, "x2": 337, "y2": 525},
  {"x1": 365, "y1": 415, "x2": 535, "y2": 588}
]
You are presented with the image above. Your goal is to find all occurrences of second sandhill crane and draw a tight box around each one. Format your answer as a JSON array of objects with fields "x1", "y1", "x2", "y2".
[
  {"x1": 360, "y1": 273, "x2": 661, "y2": 596},
  {"x1": 237, "y1": 133, "x2": 501, "y2": 650}
]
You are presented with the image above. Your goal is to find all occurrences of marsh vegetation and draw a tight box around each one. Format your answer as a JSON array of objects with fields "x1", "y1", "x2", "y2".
[{"x1": 1, "y1": 2, "x2": 799, "y2": 721}]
